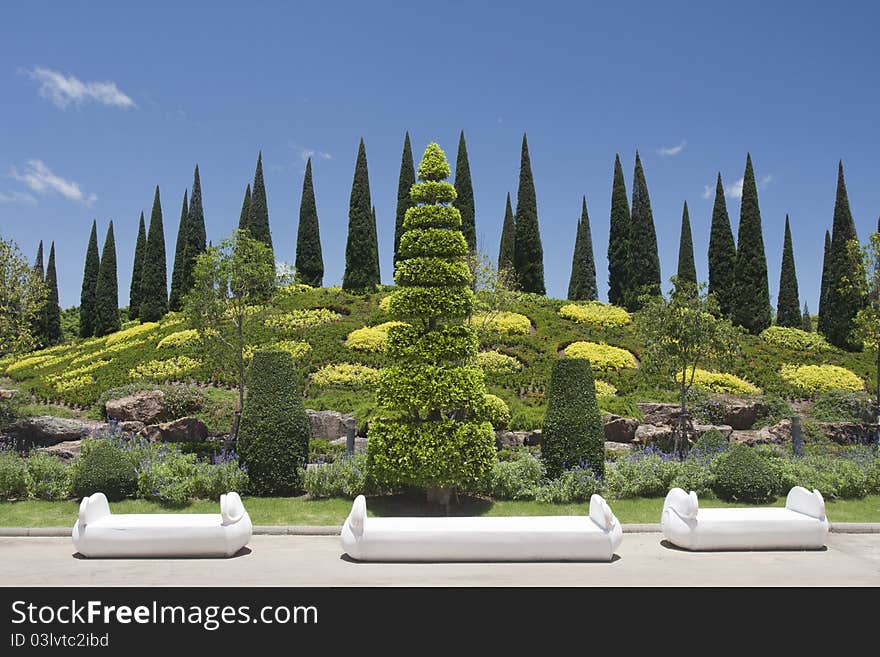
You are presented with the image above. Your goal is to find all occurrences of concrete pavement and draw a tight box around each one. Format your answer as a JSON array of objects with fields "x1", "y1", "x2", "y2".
[{"x1": 2, "y1": 534, "x2": 879, "y2": 586}]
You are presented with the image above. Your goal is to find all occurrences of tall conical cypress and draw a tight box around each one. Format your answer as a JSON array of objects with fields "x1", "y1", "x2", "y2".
[
  {"x1": 372, "y1": 205, "x2": 381, "y2": 282},
  {"x1": 498, "y1": 192, "x2": 515, "y2": 273},
  {"x1": 168, "y1": 189, "x2": 189, "y2": 312},
  {"x1": 708, "y1": 173, "x2": 737, "y2": 315},
  {"x1": 607, "y1": 154, "x2": 631, "y2": 307},
  {"x1": 393, "y1": 132, "x2": 416, "y2": 268},
  {"x1": 139, "y1": 186, "x2": 168, "y2": 322},
  {"x1": 295, "y1": 158, "x2": 324, "y2": 287},
  {"x1": 238, "y1": 184, "x2": 251, "y2": 232},
  {"x1": 128, "y1": 212, "x2": 146, "y2": 320},
  {"x1": 822, "y1": 161, "x2": 863, "y2": 350},
  {"x1": 42, "y1": 242, "x2": 62, "y2": 345},
  {"x1": 567, "y1": 196, "x2": 598, "y2": 301},
  {"x1": 343, "y1": 138, "x2": 379, "y2": 290},
  {"x1": 94, "y1": 221, "x2": 120, "y2": 336},
  {"x1": 247, "y1": 152, "x2": 273, "y2": 255},
  {"x1": 802, "y1": 302, "x2": 813, "y2": 333},
  {"x1": 31, "y1": 240, "x2": 46, "y2": 344},
  {"x1": 677, "y1": 201, "x2": 697, "y2": 285},
  {"x1": 33, "y1": 241, "x2": 44, "y2": 281},
  {"x1": 776, "y1": 214, "x2": 802, "y2": 328},
  {"x1": 79, "y1": 220, "x2": 100, "y2": 338},
  {"x1": 182, "y1": 164, "x2": 207, "y2": 300},
  {"x1": 626, "y1": 151, "x2": 661, "y2": 308},
  {"x1": 453, "y1": 130, "x2": 476, "y2": 253},
  {"x1": 513, "y1": 133, "x2": 545, "y2": 295},
  {"x1": 731, "y1": 153, "x2": 772, "y2": 334},
  {"x1": 818, "y1": 229, "x2": 832, "y2": 332}
]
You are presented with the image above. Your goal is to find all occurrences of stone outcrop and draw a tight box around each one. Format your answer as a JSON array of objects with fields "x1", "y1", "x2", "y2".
[
  {"x1": 140, "y1": 417, "x2": 208, "y2": 442},
  {"x1": 633, "y1": 424, "x2": 673, "y2": 445},
  {"x1": 306, "y1": 409, "x2": 356, "y2": 440},
  {"x1": 693, "y1": 424, "x2": 733, "y2": 439},
  {"x1": 604, "y1": 441, "x2": 634, "y2": 454},
  {"x1": 118, "y1": 420, "x2": 146, "y2": 434},
  {"x1": 105, "y1": 390, "x2": 166, "y2": 424},
  {"x1": 636, "y1": 403, "x2": 680, "y2": 426},
  {"x1": 494, "y1": 429, "x2": 542, "y2": 449},
  {"x1": 711, "y1": 396, "x2": 768, "y2": 430},
  {"x1": 2, "y1": 416, "x2": 96, "y2": 447},
  {"x1": 603, "y1": 414, "x2": 638, "y2": 443},
  {"x1": 36, "y1": 440, "x2": 82, "y2": 460},
  {"x1": 329, "y1": 436, "x2": 369, "y2": 453}
]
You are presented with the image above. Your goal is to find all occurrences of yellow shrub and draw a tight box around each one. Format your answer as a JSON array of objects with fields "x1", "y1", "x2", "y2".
[
  {"x1": 379, "y1": 295, "x2": 392, "y2": 312},
  {"x1": 780, "y1": 364, "x2": 864, "y2": 394},
  {"x1": 685, "y1": 369, "x2": 761, "y2": 395},
  {"x1": 471, "y1": 311, "x2": 531, "y2": 335},
  {"x1": 475, "y1": 350, "x2": 523, "y2": 374},
  {"x1": 594, "y1": 380, "x2": 618, "y2": 398},
  {"x1": 53, "y1": 375, "x2": 94, "y2": 394},
  {"x1": 157, "y1": 329, "x2": 199, "y2": 349},
  {"x1": 311, "y1": 363, "x2": 379, "y2": 388},
  {"x1": 346, "y1": 322, "x2": 407, "y2": 352},
  {"x1": 105, "y1": 322, "x2": 160, "y2": 347},
  {"x1": 265, "y1": 308, "x2": 342, "y2": 333},
  {"x1": 564, "y1": 342, "x2": 637, "y2": 371},
  {"x1": 277, "y1": 282, "x2": 314, "y2": 297},
  {"x1": 244, "y1": 341, "x2": 312, "y2": 362},
  {"x1": 5, "y1": 354, "x2": 58, "y2": 376},
  {"x1": 129, "y1": 356, "x2": 201, "y2": 381},
  {"x1": 68, "y1": 341, "x2": 135, "y2": 365},
  {"x1": 759, "y1": 326, "x2": 832, "y2": 352},
  {"x1": 48, "y1": 360, "x2": 111, "y2": 382},
  {"x1": 558, "y1": 302, "x2": 631, "y2": 329}
]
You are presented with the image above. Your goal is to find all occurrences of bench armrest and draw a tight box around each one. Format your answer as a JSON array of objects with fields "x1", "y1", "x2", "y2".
[
  {"x1": 663, "y1": 487, "x2": 699, "y2": 520},
  {"x1": 785, "y1": 486, "x2": 826, "y2": 520}
]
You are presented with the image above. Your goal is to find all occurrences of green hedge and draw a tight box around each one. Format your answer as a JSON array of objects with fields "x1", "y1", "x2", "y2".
[{"x1": 398, "y1": 228, "x2": 468, "y2": 259}]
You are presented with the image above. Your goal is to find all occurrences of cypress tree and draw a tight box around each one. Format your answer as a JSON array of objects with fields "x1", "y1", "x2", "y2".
[
  {"x1": 676, "y1": 201, "x2": 697, "y2": 285},
  {"x1": 802, "y1": 302, "x2": 812, "y2": 333},
  {"x1": 731, "y1": 153, "x2": 772, "y2": 334},
  {"x1": 453, "y1": 130, "x2": 476, "y2": 253},
  {"x1": 371, "y1": 205, "x2": 380, "y2": 282},
  {"x1": 513, "y1": 133, "x2": 545, "y2": 295},
  {"x1": 183, "y1": 164, "x2": 207, "y2": 297},
  {"x1": 94, "y1": 221, "x2": 120, "y2": 336},
  {"x1": 238, "y1": 184, "x2": 251, "y2": 232},
  {"x1": 342, "y1": 138, "x2": 379, "y2": 290},
  {"x1": 33, "y1": 241, "x2": 44, "y2": 281},
  {"x1": 776, "y1": 214, "x2": 802, "y2": 328},
  {"x1": 79, "y1": 220, "x2": 100, "y2": 338},
  {"x1": 498, "y1": 192, "x2": 515, "y2": 274},
  {"x1": 626, "y1": 151, "x2": 661, "y2": 308},
  {"x1": 42, "y1": 242, "x2": 62, "y2": 345},
  {"x1": 295, "y1": 158, "x2": 324, "y2": 286},
  {"x1": 168, "y1": 189, "x2": 189, "y2": 312},
  {"x1": 393, "y1": 132, "x2": 416, "y2": 269},
  {"x1": 128, "y1": 212, "x2": 146, "y2": 320},
  {"x1": 247, "y1": 151, "x2": 273, "y2": 255},
  {"x1": 708, "y1": 172, "x2": 737, "y2": 316},
  {"x1": 818, "y1": 229, "x2": 832, "y2": 333},
  {"x1": 31, "y1": 240, "x2": 45, "y2": 346},
  {"x1": 823, "y1": 161, "x2": 864, "y2": 350},
  {"x1": 607, "y1": 154, "x2": 631, "y2": 307},
  {"x1": 567, "y1": 196, "x2": 598, "y2": 301},
  {"x1": 139, "y1": 186, "x2": 168, "y2": 322}
]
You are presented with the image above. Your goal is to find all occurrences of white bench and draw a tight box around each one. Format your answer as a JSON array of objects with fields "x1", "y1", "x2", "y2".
[
  {"x1": 341, "y1": 494, "x2": 622, "y2": 562},
  {"x1": 661, "y1": 486, "x2": 829, "y2": 551},
  {"x1": 72, "y1": 492, "x2": 253, "y2": 558}
]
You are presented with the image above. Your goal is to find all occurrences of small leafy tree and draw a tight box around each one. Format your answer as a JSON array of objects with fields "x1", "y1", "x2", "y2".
[
  {"x1": 183, "y1": 229, "x2": 276, "y2": 439},
  {"x1": 635, "y1": 280, "x2": 741, "y2": 456},
  {"x1": 469, "y1": 250, "x2": 521, "y2": 347},
  {"x1": 849, "y1": 229, "x2": 880, "y2": 425},
  {"x1": 0, "y1": 236, "x2": 48, "y2": 356}
]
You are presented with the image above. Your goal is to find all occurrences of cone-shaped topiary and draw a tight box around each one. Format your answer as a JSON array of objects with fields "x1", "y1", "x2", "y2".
[
  {"x1": 169, "y1": 189, "x2": 189, "y2": 312},
  {"x1": 247, "y1": 152, "x2": 273, "y2": 256},
  {"x1": 181, "y1": 165, "x2": 207, "y2": 304},
  {"x1": 33, "y1": 241, "x2": 44, "y2": 280},
  {"x1": 393, "y1": 132, "x2": 416, "y2": 269},
  {"x1": 343, "y1": 138, "x2": 380, "y2": 290},
  {"x1": 79, "y1": 220, "x2": 100, "y2": 337},
  {"x1": 371, "y1": 205, "x2": 380, "y2": 283},
  {"x1": 368, "y1": 142, "x2": 495, "y2": 503},
  {"x1": 541, "y1": 358, "x2": 604, "y2": 479},
  {"x1": 513, "y1": 133, "x2": 545, "y2": 294},
  {"x1": 818, "y1": 229, "x2": 831, "y2": 332},
  {"x1": 607, "y1": 154, "x2": 631, "y2": 307},
  {"x1": 93, "y1": 221, "x2": 120, "y2": 336},
  {"x1": 567, "y1": 196, "x2": 598, "y2": 300},
  {"x1": 802, "y1": 302, "x2": 813, "y2": 333},
  {"x1": 498, "y1": 192, "x2": 515, "y2": 274},
  {"x1": 139, "y1": 186, "x2": 168, "y2": 322},
  {"x1": 237, "y1": 348, "x2": 310, "y2": 496},
  {"x1": 776, "y1": 214, "x2": 802, "y2": 328},
  {"x1": 295, "y1": 158, "x2": 324, "y2": 286},
  {"x1": 238, "y1": 184, "x2": 251, "y2": 232},
  {"x1": 128, "y1": 211, "x2": 146, "y2": 320},
  {"x1": 42, "y1": 242, "x2": 62, "y2": 345},
  {"x1": 677, "y1": 201, "x2": 697, "y2": 285},
  {"x1": 626, "y1": 151, "x2": 661, "y2": 309},
  {"x1": 732, "y1": 153, "x2": 771, "y2": 334},
  {"x1": 453, "y1": 130, "x2": 476, "y2": 253},
  {"x1": 31, "y1": 241, "x2": 45, "y2": 345},
  {"x1": 708, "y1": 173, "x2": 737, "y2": 316}
]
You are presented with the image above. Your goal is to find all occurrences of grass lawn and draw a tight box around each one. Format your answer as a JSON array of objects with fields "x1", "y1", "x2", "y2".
[{"x1": 2, "y1": 494, "x2": 879, "y2": 527}]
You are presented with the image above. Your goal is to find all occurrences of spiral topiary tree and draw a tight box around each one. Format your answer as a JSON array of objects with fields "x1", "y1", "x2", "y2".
[{"x1": 368, "y1": 142, "x2": 496, "y2": 505}]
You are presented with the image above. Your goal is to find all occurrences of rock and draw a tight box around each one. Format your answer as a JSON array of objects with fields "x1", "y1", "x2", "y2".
[
  {"x1": 36, "y1": 440, "x2": 82, "y2": 460},
  {"x1": 105, "y1": 390, "x2": 166, "y2": 424},
  {"x1": 818, "y1": 421, "x2": 877, "y2": 445},
  {"x1": 633, "y1": 424, "x2": 673, "y2": 445},
  {"x1": 693, "y1": 424, "x2": 734, "y2": 439},
  {"x1": 603, "y1": 414, "x2": 638, "y2": 443},
  {"x1": 713, "y1": 396, "x2": 768, "y2": 430},
  {"x1": 494, "y1": 429, "x2": 541, "y2": 449},
  {"x1": 118, "y1": 421, "x2": 145, "y2": 434},
  {"x1": 767, "y1": 419, "x2": 792, "y2": 442},
  {"x1": 729, "y1": 426, "x2": 781, "y2": 446},
  {"x1": 329, "y1": 436, "x2": 368, "y2": 453},
  {"x1": 636, "y1": 403, "x2": 681, "y2": 426},
  {"x1": 0, "y1": 389, "x2": 16, "y2": 400},
  {"x1": 140, "y1": 417, "x2": 208, "y2": 442},
  {"x1": 305, "y1": 409, "x2": 356, "y2": 440},
  {"x1": 524, "y1": 429, "x2": 542, "y2": 446},
  {"x1": 604, "y1": 441, "x2": 633, "y2": 454},
  {"x1": 2, "y1": 416, "x2": 96, "y2": 447}
]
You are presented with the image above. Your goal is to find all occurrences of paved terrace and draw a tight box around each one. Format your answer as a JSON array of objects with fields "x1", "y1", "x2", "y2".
[{"x1": 2, "y1": 533, "x2": 879, "y2": 586}]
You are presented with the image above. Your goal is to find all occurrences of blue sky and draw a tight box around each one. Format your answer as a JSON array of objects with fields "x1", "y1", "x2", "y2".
[{"x1": 1, "y1": 0, "x2": 878, "y2": 310}]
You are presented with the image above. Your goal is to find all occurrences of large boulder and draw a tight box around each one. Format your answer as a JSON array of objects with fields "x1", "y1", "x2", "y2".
[
  {"x1": 0, "y1": 389, "x2": 16, "y2": 400},
  {"x1": 636, "y1": 403, "x2": 681, "y2": 426},
  {"x1": 603, "y1": 414, "x2": 639, "y2": 443},
  {"x1": 118, "y1": 420, "x2": 146, "y2": 434},
  {"x1": 36, "y1": 440, "x2": 82, "y2": 461},
  {"x1": 494, "y1": 429, "x2": 542, "y2": 449},
  {"x1": 305, "y1": 409, "x2": 356, "y2": 440},
  {"x1": 604, "y1": 441, "x2": 634, "y2": 454},
  {"x1": 713, "y1": 396, "x2": 768, "y2": 430},
  {"x1": 2, "y1": 416, "x2": 97, "y2": 447},
  {"x1": 105, "y1": 390, "x2": 166, "y2": 424},
  {"x1": 140, "y1": 417, "x2": 208, "y2": 443},
  {"x1": 730, "y1": 426, "x2": 782, "y2": 446},
  {"x1": 818, "y1": 421, "x2": 877, "y2": 445},
  {"x1": 633, "y1": 424, "x2": 673, "y2": 445}
]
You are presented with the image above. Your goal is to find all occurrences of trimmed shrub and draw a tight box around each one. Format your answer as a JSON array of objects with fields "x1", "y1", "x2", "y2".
[
  {"x1": 192, "y1": 459, "x2": 249, "y2": 500},
  {"x1": 478, "y1": 394, "x2": 511, "y2": 429},
  {"x1": 129, "y1": 356, "x2": 201, "y2": 381},
  {"x1": 0, "y1": 450, "x2": 29, "y2": 500},
  {"x1": 595, "y1": 380, "x2": 617, "y2": 399},
  {"x1": 157, "y1": 329, "x2": 199, "y2": 349},
  {"x1": 692, "y1": 429, "x2": 729, "y2": 457},
  {"x1": 558, "y1": 302, "x2": 631, "y2": 329},
  {"x1": 564, "y1": 341, "x2": 637, "y2": 371},
  {"x1": 711, "y1": 444, "x2": 777, "y2": 503},
  {"x1": 303, "y1": 453, "x2": 369, "y2": 498},
  {"x1": 759, "y1": 326, "x2": 832, "y2": 352},
  {"x1": 105, "y1": 322, "x2": 160, "y2": 347},
  {"x1": 26, "y1": 452, "x2": 71, "y2": 500},
  {"x1": 486, "y1": 452, "x2": 544, "y2": 500},
  {"x1": 605, "y1": 452, "x2": 679, "y2": 498},
  {"x1": 669, "y1": 458, "x2": 715, "y2": 495},
  {"x1": 237, "y1": 349, "x2": 310, "y2": 495},
  {"x1": 687, "y1": 369, "x2": 761, "y2": 395},
  {"x1": 471, "y1": 311, "x2": 531, "y2": 335},
  {"x1": 70, "y1": 439, "x2": 138, "y2": 501},
  {"x1": 136, "y1": 449, "x2": 198, "y2": 506},
  {"x1": 346, "y1": 322, "x2": 407, "y2": 352},
  {"x1": 535, "y1": 465, "x2": 605, "y2": 503},
  {"x1": 779, "y1": 364, "x2": 864, "y2": 394},
  {"x1": 265, "y1": 308, "x2": 342, "y2": 333},
  {"x1": 541, "y1": 358, "x2": 604, "y2": 478},
  {"x1": 475, "y1": 350, "x2": 522, "y2": 375},
  {"x1": 311, "y1": 363, "x2": 380, "y2": 388}
]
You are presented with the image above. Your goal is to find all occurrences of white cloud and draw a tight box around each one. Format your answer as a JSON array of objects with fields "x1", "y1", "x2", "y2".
[
  {"x1": 300, "y1": 148, "x2": 332, "y2": 162},
  {"x1": 761, "y1": 173, "x2": 774, "y2": 186},
  {"x1": 657, "y1": 140, "x2": 686, "y2": 156},
  {"x1": 726, "y1": 177, "x2": 745, "y2": 198},
  {"x1": 0, "y1": 190, "x2": 37, "y2": 204},
  {"x1": 702, "y1": 185, "x2": 713, "y2": 200},
  {"x1": 24, "y1": 67, "x2": 136, "y2": 109},
  {"x1": 9, "y1": 160, "x2": 96, "y2": 206}
]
